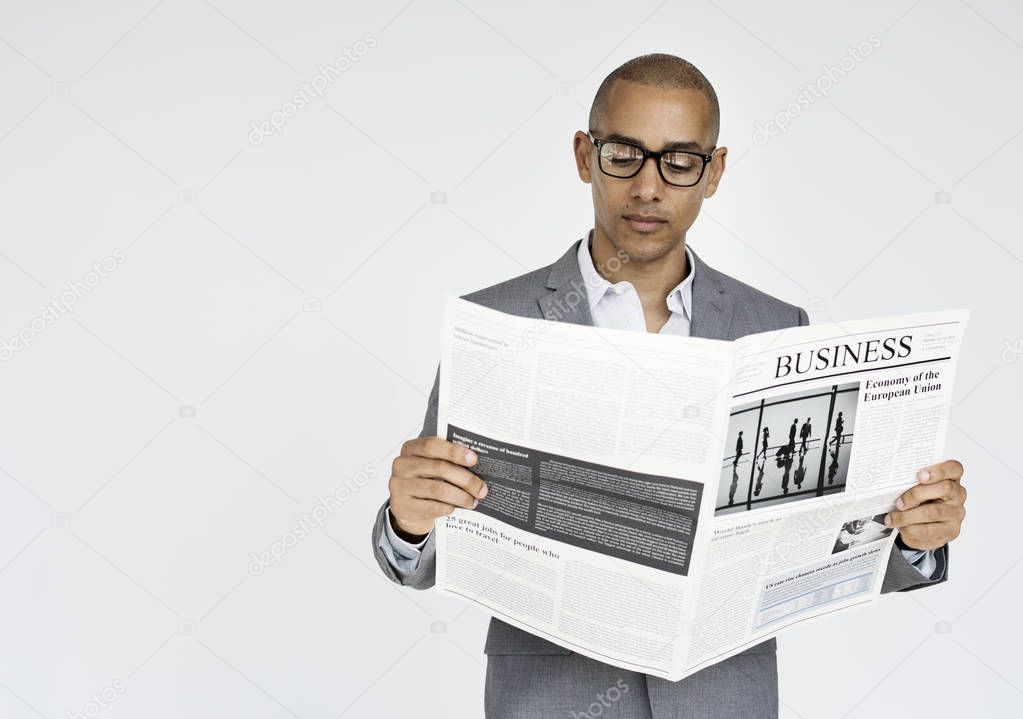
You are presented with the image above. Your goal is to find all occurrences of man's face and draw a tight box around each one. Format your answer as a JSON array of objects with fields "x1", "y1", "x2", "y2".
[{"x1": 574, "y1": 80, "x2": 726, "y2": 263}]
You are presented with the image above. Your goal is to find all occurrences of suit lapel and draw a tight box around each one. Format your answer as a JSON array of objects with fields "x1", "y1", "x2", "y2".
[
  {"x1": 537, "y1": 238, "x2": 594, "y2": 326},
  {"x1": 687, "y1": 246, "x2": 735, "y2": 341}
]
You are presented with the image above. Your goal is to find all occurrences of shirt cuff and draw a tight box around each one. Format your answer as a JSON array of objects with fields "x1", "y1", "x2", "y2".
[
  {"x1": 378, "y1": 503, "x2": 431, "y2": 575},
  {"x1": 899, "y1": 546, "x2": 938, "y2": 579}
]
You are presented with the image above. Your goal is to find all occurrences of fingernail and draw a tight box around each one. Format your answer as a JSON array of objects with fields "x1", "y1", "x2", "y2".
[
  {"x1": 479, "y1": 483, "x2": 489, "y2": 499},
  {"x1": 472, "y1": 499, "x2": 479, "y2": 509},
  {"x1": 919, "y1": 470, "x2": 930, "y2": 482},
  {"x1": 896, "y1": 498, "x2": 905, "y2": 510},
  {"x1": 465, "y1": 450, "x2": 476, "y2": 464},
  {"x1": 884, "y1": 514, "x2": 892, "y2": 527}
]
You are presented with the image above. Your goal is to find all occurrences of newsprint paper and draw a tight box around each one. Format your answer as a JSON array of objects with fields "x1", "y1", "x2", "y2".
[{"x1": 434, "y1": 295, "x2": 968, "y2": 681}]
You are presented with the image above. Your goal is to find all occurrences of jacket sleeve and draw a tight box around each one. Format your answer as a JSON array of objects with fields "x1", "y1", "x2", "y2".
[
  {"x1": 370, "y1": 364, "x2": 441, "y2": 590},
  {"x1": 881, "y1": 540, "x2": 948, "y2": 593}
]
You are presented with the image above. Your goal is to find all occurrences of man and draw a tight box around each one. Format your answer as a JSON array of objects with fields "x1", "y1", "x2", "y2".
[
  {"x1": 833, "y1": 411, "x2": 846, "y2": 447},
  {"x1": 759, "y1": 425, "x2": 770, "y2": 463},
  {"x1": 794, "y1": 452, "x2": 807, "y2": 490},
  {"x1": 799, "y1": 416, "x2": 812, "y2": 455},
  {"x1": 787, "y1": 417, "x2": 798, "y2": 457},
  {"x1": 733, "y1": 430, "x2": 743, "y2": 467},
  {"x1": 371, "y1": 54, "x2": 967, "y2": 718}
]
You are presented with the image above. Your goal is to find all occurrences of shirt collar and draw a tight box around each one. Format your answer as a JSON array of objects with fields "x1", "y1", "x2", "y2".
[{"x1": 576, "y1": 229, "x2": 695, "y2": 321}]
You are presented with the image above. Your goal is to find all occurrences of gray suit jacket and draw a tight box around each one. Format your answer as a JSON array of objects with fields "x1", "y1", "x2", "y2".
[{"x1": 371, "y1": 237, "x2": 948, "y2": 718}]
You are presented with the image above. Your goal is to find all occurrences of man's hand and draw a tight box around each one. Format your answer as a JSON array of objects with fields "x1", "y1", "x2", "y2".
[
  {"x1": 885, "y1": 459, "x2": 966, "y2": 550},
  {"x1": 387, "y1": 437, "x2": 488, "y2": 541}
]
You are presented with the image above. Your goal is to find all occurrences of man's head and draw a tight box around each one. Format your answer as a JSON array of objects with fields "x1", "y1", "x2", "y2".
[{"x1": 574, "y1": 53, "x2": 725, "y2": 264}]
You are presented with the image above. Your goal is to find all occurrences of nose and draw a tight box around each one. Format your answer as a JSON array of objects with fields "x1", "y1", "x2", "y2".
[{"x1": 628, "y1": 155, "x2": 663, "y2": 203}]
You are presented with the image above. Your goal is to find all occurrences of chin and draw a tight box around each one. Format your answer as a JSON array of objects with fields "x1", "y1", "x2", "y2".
[{"x1": 613, "y1": 229, "x2": 677, "y2": 262}]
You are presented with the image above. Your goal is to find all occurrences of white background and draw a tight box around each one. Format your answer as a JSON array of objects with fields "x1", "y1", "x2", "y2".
[{"x1": 0, "y1": 1, "x2": 1020, "y2": 717}]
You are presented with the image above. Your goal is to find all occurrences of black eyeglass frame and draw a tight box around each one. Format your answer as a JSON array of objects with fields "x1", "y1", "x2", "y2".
[{"x1": 587, "y1": 131, "x2": 715, "y2": 188}]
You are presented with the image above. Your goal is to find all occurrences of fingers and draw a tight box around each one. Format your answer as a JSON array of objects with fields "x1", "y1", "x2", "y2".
[
  {"x1": 896, "y1": 479, "x2": 966, "y2": 511},
  {"x1": 392, "y1": 454, "x2": 487, "y2": 501},
  {"x1": 897, "y1": 520, "x2": 961, "y2": 550},
  {"x1": 888, "y1": 459, "x2": 968, "y2": 550},
  {"x1": 411, "y1": 470, "x2": 480, "y2": 509},
  {"x1": 389, "y1": 438, "x2": 490, "y2": 538},
  {"x1": 915, "y1": 458, "x2": 964, "y2": 484},
  {"x1": 391, "y1": 461, "x2": 481, "y2": 508},
  {"x1": 403, "y1": 436, "x2": 478, "y2": 468},
  {"x1": 398, "y1": 497, "x2": 456, "y2": 521},
  {"x1": 400, "y1": 437, "x2": 488, "y2": 498},
  {"x1": 885, "y1": 499, "x2": 965, "y2": 529}
]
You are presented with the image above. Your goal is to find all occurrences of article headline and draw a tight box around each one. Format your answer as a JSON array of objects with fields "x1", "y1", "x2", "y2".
[{"x1": 775, "y1": 335, "x2": 913, "y2": 379}]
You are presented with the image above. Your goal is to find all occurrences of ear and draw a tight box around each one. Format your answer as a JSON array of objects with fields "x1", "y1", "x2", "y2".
[
  {"x1": 573, "y1": 131, "x2": 593, "y2": 184},
  {"x1": 703, "y1": 146, "x2": 728, "y2": 198}
]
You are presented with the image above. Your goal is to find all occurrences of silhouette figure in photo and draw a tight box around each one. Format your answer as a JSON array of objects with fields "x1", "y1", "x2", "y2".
[
  {"x1": 759, "y1": 426, "x2": 770, "y2": 462},
  {"x1": 787, "y1": 418, "x2": 797, "y2": 457},
  {"x1": 733, "y1": 430, "x2": 743, "y2": 467},
  {"x1": 828, "y1": 446, "x2": 840, "y2": 484},
  {"x1": 830, "y1": 411, "x2": 845, "y2": 448},
  {"x1": 799, "y1": 417, "x2": 811, "y2": 455},
  {"x1": 728, "y1": 467, "x2": 739, "y2": 505},
  {"x1": 794, "y1": 451, "x2": 806, "y2": 490},
  {"x1": 781, "y1": 452, "x2": 794, "y2": 494},
  {"x1": 754, "y1": 461, "x2": 766, "y2": 496}
]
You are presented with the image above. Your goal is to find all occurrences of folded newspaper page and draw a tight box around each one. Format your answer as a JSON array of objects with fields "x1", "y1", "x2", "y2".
[{"x1": 434, "y1": 295, "x2": 968, "y2": 681}]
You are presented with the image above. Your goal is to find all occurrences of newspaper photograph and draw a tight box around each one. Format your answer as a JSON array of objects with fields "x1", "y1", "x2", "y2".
[{"x1": 433, "y1": 295, "x2": 968, "y2": 681}]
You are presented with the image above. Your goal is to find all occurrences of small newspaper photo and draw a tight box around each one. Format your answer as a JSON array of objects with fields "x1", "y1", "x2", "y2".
[{"x1": 433, "y1": 295, "x2": 968, "y2": 681}]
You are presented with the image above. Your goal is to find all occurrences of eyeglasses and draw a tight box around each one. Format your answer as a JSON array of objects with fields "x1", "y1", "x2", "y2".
[{"x1": 587, "y1": 132, "x2": 714, "y2": 188}]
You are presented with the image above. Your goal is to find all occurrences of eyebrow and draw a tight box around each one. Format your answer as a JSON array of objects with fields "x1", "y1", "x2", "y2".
[{"x1": 605, "y1": 132, "x2": 706, "y2": 153}]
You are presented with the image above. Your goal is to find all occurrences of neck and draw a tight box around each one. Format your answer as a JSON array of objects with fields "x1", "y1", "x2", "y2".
[{"x1": 589, "y1": 229, "x2": 689, "y2": 304}]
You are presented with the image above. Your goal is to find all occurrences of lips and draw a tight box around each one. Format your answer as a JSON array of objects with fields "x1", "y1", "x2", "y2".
[
  {"x1": 623, "y1": 214, "x2": 666, "y2": 222},
  {"x1": 624, "y1": 214, "x2": 667, "y2": 232}
]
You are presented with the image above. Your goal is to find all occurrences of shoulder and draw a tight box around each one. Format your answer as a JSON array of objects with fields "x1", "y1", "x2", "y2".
[
  {"x1": 459, "y1": 264, "x2": 552, "y2": 318},
  {"x1": 698, "y1": 254, "x2": 809, "y2": 332}
]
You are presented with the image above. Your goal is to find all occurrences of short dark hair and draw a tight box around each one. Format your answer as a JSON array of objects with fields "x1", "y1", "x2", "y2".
[{"x1": 589, "y1": 53, "x2": 720, "y2": 147}]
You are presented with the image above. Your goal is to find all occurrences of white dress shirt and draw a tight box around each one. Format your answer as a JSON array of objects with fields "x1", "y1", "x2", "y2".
[{"x1": 379, "y1": 231, "x2": 936, "y2": 578}]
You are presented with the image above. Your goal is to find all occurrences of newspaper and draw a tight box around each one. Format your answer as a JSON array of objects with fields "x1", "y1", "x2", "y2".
[{"x1": 434, "y1": 295, "x2": 968, "y2": 681}]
